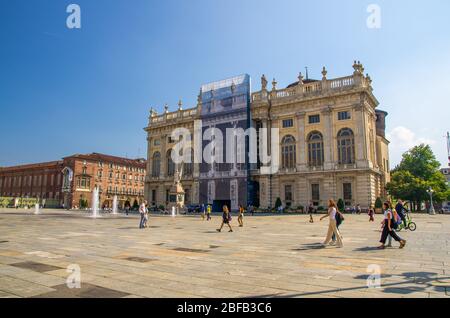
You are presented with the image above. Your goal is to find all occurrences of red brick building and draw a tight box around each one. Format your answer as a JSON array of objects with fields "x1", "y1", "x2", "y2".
[
  {"x1": 0, "y1": 153, "x2": 146, "y2": 209},
  {"x1": 0, "y1": 161, "x2": 64, "y2": 205}
]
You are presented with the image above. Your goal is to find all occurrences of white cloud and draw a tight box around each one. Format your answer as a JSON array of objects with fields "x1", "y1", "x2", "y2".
[
  {"x1": 387, "y1": 126, "x2": 437, "y2": 166},
  {"x1": 387, "y1": 126, "x2": 436, "y2": 149}
]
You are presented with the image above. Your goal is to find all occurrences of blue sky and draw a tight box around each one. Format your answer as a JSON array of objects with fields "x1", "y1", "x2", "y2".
[{"x1": 0, "y1": 0, "x2": 449, "y2": 167}]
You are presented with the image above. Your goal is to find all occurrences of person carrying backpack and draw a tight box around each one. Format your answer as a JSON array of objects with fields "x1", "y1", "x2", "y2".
[
  {"x1": 331, "y1": 207, "x2": 345, "y2": 245},
  {"x1": 378, "y1": 202, "x2": 406, "y2": 249},
  {"x1": 395, "y1": 200, "x2": 407, "y2": 229}
]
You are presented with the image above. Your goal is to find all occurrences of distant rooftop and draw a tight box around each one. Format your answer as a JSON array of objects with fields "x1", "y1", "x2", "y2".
[{"x1": 64, "y1": 153, "x2": 146, "y2": 167}]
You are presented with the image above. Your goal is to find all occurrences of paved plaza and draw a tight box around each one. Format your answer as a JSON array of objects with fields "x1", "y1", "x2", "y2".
[{"x1": 0, "y1": 209, "x2": 449, "y2": 298}]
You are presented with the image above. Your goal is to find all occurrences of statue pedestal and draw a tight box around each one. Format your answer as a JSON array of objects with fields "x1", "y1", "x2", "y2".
[{"x1": 167, "y1": 182, "x2": 185, "y2": 214}]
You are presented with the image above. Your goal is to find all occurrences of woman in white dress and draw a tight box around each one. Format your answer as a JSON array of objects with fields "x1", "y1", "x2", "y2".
[{"x1": 321, "y1": 199, "x2": 343, "y2": 248}]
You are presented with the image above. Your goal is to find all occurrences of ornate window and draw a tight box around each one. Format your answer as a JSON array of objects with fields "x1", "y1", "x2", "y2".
[
  {"x1": 167, "y1": 149, "x2": 175, "y2": 177},
  {"x1": 281, "y1": 135, "x2": 296, "y2": 169},
  {"x1": 337, "y1": 128, "x2": 355, "y2": 164},
  {"x1": 308, "y1": 131, "x2": 324, "y2": 167},
  {"x1": 151, "y1": 152, "x2": 161, "y2": 177}
]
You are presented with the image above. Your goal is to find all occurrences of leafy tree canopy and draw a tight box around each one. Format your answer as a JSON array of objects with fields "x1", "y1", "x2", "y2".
[{"x1": 387, "y1": 144, "x2": 450, "y2": 204}]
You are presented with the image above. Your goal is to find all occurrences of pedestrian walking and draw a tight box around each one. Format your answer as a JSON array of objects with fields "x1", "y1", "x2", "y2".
[
  {"x1": 320, "y1": 199, "x2": 343, "y2": 248},
  {"x1": 378, "y1": 202, "x2": 406, "y2": 249},
  {"x1": 368, "y1": 205, "x2": 375, "y2": 222},
  {"x1": 308, "y1": 202, "x2": 316, "y2": 222},
  {"x1": 238, "y1": 205, "x2": 244, "y2": 227},
  {"x1": 201, "y1": 204, "x2": 206, "y2": 220},
  {"x1": 356, "y1": 204, "x2": 361, "y2": 215},
  {"x1": 216, "y1": 205, "x2": 233, "y2": 232},
  {"x1": 395, "y1": 200, "x2": 408, "y2": 229},
  {"x1": 331, "y1": 208, "x2": 345, "y2": 245},
  {"x1": 206, "y1": 204, "x2": 212, "y2": 221},
  {"x1": 125, "y1": 203, "x2": 130, "y2": 216},
  {"x1": 143, "y1": 202, "x2": 149, "y2": 228},
  {"x1": 139, "y1": 200, "x2": 147, "y2": 229}
]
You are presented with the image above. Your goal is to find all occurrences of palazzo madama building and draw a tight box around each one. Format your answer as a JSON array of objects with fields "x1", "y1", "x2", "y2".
[{"x1": 144, "y1": 61, "x2": 390, "y2": 210}]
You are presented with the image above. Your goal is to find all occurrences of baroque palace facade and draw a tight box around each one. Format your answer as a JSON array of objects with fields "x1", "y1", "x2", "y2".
[{"x1": 144, "y1": 62, "x2": 390, "y2": 210}]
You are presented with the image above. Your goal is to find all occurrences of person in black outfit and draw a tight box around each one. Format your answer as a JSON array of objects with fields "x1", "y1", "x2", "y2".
[{"x1": 395, "y1": 200, "x2": 407, "y2": 228}]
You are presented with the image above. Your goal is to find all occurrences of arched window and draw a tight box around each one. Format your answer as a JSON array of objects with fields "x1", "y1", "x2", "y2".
[
  {"x1": 308, "y1": 131, "x2": 324, "y2": 167},
  {"x1": 281, "y1": 135, "x2": 296, "y2": 169},
  {"x1": 167, "y1": 149, "x2": 175, "y2": 177},
  {"x1": 151, "y1": 152, "x2": 161, "y2": 177},
  {"x1": 337, "y1": 128, "x2": 355, "y2": 164}
]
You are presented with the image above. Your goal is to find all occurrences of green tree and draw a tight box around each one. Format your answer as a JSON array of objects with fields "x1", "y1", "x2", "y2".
[
  {"x1": 274, "y1": 197, "x2": 282, "y2": 210},
  {"x1": 375, "y1": 197, "x2": 383, "y2": 209},
  {"x1": 337, "y1": 199, "x2": 345, "y2": 212},
  {"x1": 386, "y1": 144, "x2": 450, "y2": 211}
]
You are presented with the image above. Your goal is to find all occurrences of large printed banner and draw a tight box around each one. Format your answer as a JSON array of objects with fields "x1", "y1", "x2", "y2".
[
  {"x1": 200, "y1": 74, "x2": 250, "y2": 117},
  {"x1": 198, "y1": 75, "x2": 252, "y2": 210}
]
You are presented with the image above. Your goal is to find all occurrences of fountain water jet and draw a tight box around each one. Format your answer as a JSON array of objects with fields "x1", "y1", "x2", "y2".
[
  {"x1": 112, "y1": 195, "x2": 118, "y2": 215},
  {"x1": 91, "y1": 187, "x2": 100, "y2": 218},
  {"x1": 34, "y1": 203, "x2": 40, "y2": 215}
]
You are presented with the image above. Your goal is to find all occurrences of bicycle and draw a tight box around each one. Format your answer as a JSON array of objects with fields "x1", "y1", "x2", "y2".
[{"x1": 396, "y1": 212, "x2": 417, "y2": 232}]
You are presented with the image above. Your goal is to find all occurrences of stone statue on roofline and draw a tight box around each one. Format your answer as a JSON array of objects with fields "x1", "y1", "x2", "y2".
[{"x1": 261, "y1": 74, "x2": 268, "y2": 91}]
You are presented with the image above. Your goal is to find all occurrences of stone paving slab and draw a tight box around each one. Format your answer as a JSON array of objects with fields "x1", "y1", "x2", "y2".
[{"x1": 0, "y1": 208, "x2": 449, "y2": 298}]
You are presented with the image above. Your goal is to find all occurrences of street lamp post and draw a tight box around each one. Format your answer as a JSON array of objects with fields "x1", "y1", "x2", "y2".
[{"x1": 427, "y1": 187, "x2": 436, "y2": 215}]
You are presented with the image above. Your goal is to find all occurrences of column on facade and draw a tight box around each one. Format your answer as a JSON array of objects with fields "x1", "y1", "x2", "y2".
[
  {"x1": 258, "y1": 175, "x2": 269, "y2": 209},
  {"x1": 355, "y1": 173, "x2": 375, "y2": 208},
  {"x1": 354, "y1": 104, "x2": 369, "y2": 167},
  {"x1": 160, "y1": 133, "x2": 167, "y2": 179},
  {"x1": 296, "y1": 177, "x2": 308, "y2": 208},
  {"x1": 270, "y1": 117, "x2": 280, "y2": 204},
  {"x1": 322, "y1": 173, "x2": 337, "y2": 203},
  {"x1": 295, "y1": 111, "x2": 307, "y2": 171},
  {"x1": 259, "y1": 118, "x2": 269, "y2": 169},
  {"x1": 145, "y1": 134, "x2": 152, "y2": 202},
  {"x1": 370, "y1": 112, "x2": 378, "y2": 169},
  {"x1": 321, "y1": 107, "x2": 334, "y2": 170}
]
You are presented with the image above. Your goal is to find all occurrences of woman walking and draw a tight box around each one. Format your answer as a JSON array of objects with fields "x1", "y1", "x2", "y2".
[
  {"x1": 320, "y1": 199, "x2": 343, "y2": 248},
  {"x1": 378, "y1": 202, "x2": 406, "y2": 249},
  {"x1": 238, "y1": 205, "x2": 244, "y2": 227},
  {"x1": 216, "y1": 205, "x2": 233, "y2": 232}
]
